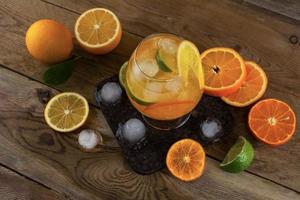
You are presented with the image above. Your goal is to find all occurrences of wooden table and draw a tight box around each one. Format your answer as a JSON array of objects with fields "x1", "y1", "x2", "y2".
[{"x1": 0, "y1": 0, "x2": 299, "y2": 199}]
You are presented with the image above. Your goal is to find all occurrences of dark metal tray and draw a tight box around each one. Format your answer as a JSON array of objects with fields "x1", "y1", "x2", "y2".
[{"x1": 96, "y1": 76, "x2": 233, "y2": 175}]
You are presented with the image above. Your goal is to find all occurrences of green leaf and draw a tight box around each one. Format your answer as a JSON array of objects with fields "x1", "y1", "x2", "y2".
[{"x1": 43, "y1": 55, "x2": 81, "y2": 85}]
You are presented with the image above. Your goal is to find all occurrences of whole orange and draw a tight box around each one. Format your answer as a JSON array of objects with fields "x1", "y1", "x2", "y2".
[{"x1": 25, "y1": 19, "x2": 73, "y2": 63}]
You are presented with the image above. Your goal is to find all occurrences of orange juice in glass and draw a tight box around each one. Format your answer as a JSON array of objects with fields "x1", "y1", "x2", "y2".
[{"x1": 120, "y1": 33, "x2": 204, "y2": 130}]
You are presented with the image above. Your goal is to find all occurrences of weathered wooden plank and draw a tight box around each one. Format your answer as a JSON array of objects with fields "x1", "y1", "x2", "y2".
[
  {"x1": 241, "y1": 0, "x2": 300, "y2": 22},
  {"x1": 0, "y1": 66, "x2": 299, "y2": 199},
  {"x1": 1, "y1": 0, "x2": 300, "y2": 193},
  {"x1": 39, "y1": 0, "x2": 300, "y2": 191},
  {"x1": 0, "y1": 165, "x2": 67, "y2": 200}
]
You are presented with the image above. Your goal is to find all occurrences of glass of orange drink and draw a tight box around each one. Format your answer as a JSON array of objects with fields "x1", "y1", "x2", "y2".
[{"x1": 120, "y1": 33, "x2": 204, "y2": 130}]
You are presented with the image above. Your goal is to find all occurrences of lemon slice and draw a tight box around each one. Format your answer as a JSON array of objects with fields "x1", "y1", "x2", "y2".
[
  {"x1": 44, "y1": 92, "x2": 89, "y2": 132},
  {"x1": 177, "y1": 40, "x2": 204, "y2": 87}
]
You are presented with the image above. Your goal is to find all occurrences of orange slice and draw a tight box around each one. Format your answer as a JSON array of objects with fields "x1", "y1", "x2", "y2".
[
  {"x1": 222, "y1": 61, "x2": 268, "y2": 107},
  {"x1": 75, "y1": 8, "x2": 122, "y2": 54},
  {"x1": 166, "y1": 139, "x2": 205, "y2": 181},
  {"x1": 248, "y1": 99, "x2": 296, "y2": 146},
  {"x1": 200, "y1": 47, "x2": 246, "y2": 96}
]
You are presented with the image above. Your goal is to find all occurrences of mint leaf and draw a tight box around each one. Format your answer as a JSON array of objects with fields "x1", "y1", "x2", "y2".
[{"x1": 43, "y1": 55, "x2": 81, "y2": 85}]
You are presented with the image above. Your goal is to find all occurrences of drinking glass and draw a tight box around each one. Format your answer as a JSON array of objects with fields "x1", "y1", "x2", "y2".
[{"x1": 124, "y1": 33, "x2": 204, "y2": 130}]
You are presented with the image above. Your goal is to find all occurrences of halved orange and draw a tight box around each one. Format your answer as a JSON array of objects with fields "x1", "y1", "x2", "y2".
[
  {"x1": 222, "y1": 61, "x2": 268, "y2": 107},
  {"x1": 248, "y1": 99, "x2": 296, "y2": 146},
  {"x1": 200, "y1": 47, "x2": 246, "y2": 97},
  {"x1": 44, "y1": 92, "x2": 89, "y2": 132},
  {"x1": 75, "y1": 8, "x2": 122, "y2": 54},
  {"x1": 166, "y1": 139, "x2": 205, "y2": 181}
]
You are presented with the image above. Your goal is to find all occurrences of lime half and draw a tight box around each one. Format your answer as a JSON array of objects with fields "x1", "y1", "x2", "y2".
[
  {"x1": 118, "y1": 61, "x2": 154, "y2": 106},
  {"x1": 220, "y1": 136, "x2": 254, "y2": 173}
]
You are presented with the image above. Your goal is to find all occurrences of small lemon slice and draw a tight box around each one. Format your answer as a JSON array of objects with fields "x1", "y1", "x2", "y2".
[
  {"x1": 44, "y1": 92, "x2": 89, "y2": 132},
  {"x1": 177, "y1": 40, "x2": 204, "y2": 87}
]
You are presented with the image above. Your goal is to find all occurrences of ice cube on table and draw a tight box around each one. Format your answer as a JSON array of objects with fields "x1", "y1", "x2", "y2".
[
  {"x1": 122, "y1": 118, "x2": 146, "y2": 144},
  {"x1": 98, "y1": 82, "x2": 122, "y2": 104},
  {"x1": 138, "y1": 59, "x2": 159, "y2": 77},
  {"x1": 78, "y1": 129, "x2": 101, "y2": 150},
  {"x1": 200, "y1": 119, "x2": 222, "y2": 138},
  {"x1": 159, "y1": 38, "x2": 178, "y2": 55}
]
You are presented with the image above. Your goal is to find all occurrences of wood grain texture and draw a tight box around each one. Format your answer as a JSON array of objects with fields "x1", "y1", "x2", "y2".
[
  {"x1": 242, "y1": 0, "x2": 300, "y2": 21},
  {"x1": 21, "y1": 0, "x2": 300, "y2": 192},
  {"x1": 1, "y1": 0, "x2": 300, "y2": 197},
  {"x1": 0, "y1": 66, "x2": 299, "y2": 200},
  {"x1": 0, "y1": 165, "x2": 68, "y2": 200}
]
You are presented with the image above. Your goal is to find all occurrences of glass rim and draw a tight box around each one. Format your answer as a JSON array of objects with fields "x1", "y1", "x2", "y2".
[{"x1": 133, "y1": 33, "x2": 183, "y2": 82}]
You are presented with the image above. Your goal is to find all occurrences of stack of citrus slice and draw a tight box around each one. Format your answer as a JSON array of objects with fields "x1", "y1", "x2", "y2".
[{"x1": 200, "y1": 47, "x2": 268, "y2": 107}]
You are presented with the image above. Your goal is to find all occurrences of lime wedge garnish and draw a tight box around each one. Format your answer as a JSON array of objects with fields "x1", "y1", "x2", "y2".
[
  {"x1": 119, "y1": 61, "x2": 128, "y2": 88},
  {"x1": 118, "y1": 61, "x2": 155, "y2": 106},
  {"x1": 220, "y1": 136, "x2": 254, "y2": 173},
  {"x1": 156, "y1": 50, "x2": 173, "y2": 72},
  {"x1": 126, "y1": 86, "x2": 154, "y2": 106}
]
